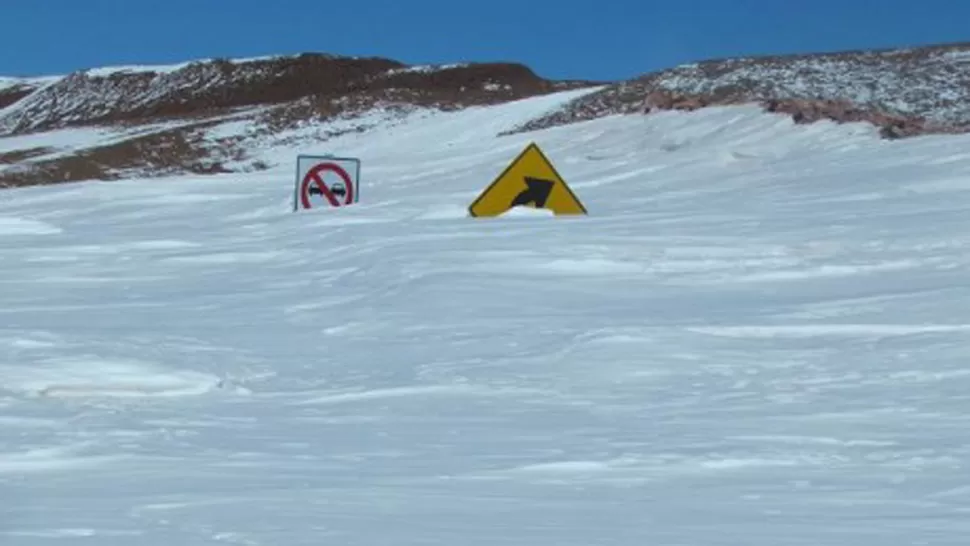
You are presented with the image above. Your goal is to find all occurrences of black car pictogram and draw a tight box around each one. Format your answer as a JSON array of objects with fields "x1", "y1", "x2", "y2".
[{"x1": 309, "y1": 181, "x2": 346, "y2": 197}]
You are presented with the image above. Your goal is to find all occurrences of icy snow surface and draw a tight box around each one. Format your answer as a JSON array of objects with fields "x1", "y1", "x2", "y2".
[{"x1": 3, "y1": 91, "x2": 970, "y2": 545}]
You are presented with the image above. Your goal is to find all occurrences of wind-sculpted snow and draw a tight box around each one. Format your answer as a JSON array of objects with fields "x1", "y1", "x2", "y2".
[{"x1": 2, "y1": 91, "x2": 970, "y2": 545}]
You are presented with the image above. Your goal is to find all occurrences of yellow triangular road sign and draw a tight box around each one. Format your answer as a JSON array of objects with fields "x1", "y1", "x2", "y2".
[{"x1": 468, "y1": 142, "x2": 587, "y2": 217}]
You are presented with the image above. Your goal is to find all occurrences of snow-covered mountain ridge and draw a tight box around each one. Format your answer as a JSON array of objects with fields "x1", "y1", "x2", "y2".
[
  {"x1": 2, "y1": 41, "x2": 970, "y2": 189},
  {"x1": 509, "y1": 41, "x2": 970, "y2": 139},
  {"x1": 0, "y1": 54, "x2": 589, "y2": 135},
  {"x1": 0, "y1": 53, "x2": 595, "y2": 187}
]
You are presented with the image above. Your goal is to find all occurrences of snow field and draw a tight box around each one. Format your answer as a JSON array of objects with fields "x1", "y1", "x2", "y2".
[{"x1": 2, "y1": 91, "x2": 970, "y2": 544}]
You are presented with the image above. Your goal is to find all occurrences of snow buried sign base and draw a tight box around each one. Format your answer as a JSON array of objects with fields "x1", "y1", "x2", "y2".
[{"x1": 294, "y1": 155, "x2": 361, "y2": 211}]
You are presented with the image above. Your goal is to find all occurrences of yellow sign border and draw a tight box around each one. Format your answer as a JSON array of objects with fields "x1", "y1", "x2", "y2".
[{"x1": 468, "y1": 142, "x2": 588, "y2": 217}]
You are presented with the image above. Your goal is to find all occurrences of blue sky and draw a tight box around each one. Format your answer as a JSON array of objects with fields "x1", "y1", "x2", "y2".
[{"x1": 2, "y1": 0, "x2": 967, "y2": 81}]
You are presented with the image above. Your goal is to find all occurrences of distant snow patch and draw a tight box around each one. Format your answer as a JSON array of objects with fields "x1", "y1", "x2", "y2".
[
  {"x1": 294, "y1": 383, "x2": 534, "y2": 406},
  {"x1": 1, "y1": 529, "x2": 125, "y2": 539},
  {"x1": 205, "y1": 119, "x2": 257, "y2": 140},
  {"x1": 0, "y1": 443, "x2": 127, "y2": 474},
  {"x1": 0, "y1": 122, "x2": 213, "y2": 160},
  {"x1": 8, "y1": 338, "x2": 58, "y2": 349},
  {"x1": 3, "y1": 356, "x2": 228, "y2": 399},
  {"x1": 229, "y1": 54, "x2": 296, "y2": 64},
  {"x1": 512, "y1": 460, "x2": 619, "y2": 473},
  {"x1": 940, "y1": 51, "x2": 970, "y2": 63},
  {"x1": 533, "y1": 257, "x2": 646, "y2": 275},
  {"x1": 689, "y1": 324, "x2": 970, "y2": 339},
  {"x1": 484, "y1": 82, "x2": 512, "y2": 92},
  {"x1": 83, "y1": 62, "x2": 200, "y2": 78},
  {"x1": 0, "y1": 75, "x2": 61, "y2": 93},
  {"x1": 0, "y1": 216, "x2": 61, "y2": 235},
  {"x1": 161, "y1": 250, "x2": 285, "y2": 265},
  {"x1": 78, "y1": 55, "x2": 294, "y2": 78},
  {"x1": 384, "y1": 63, "x2": 468, "y2": 76}
]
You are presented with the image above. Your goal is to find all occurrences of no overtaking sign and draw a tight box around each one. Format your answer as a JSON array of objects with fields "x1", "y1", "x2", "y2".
[{"x1": 294, "y1": 155, "x2": 361, "y2": 211}]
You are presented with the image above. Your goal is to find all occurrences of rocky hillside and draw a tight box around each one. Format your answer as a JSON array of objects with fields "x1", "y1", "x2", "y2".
[
  {"x1": 4, "y1": 41, "x2": 970, "y2": 189},
  {"x1": 0, "y1": 76, "x2": 57, "y2": 110},
  {"x1": 0, "y1": 54, "x2": 595, "y2": 187},
  {"x1": 0, "y1": 54, "x2": 590, "y2": 135},
  {"x1": 506, "y1": 41, "x2": 970, "y2": 139}
]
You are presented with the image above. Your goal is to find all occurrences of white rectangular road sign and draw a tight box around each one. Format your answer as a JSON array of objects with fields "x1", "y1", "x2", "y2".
[{"x1": 293, "y1": 154, "x2": 361, "y2": 211}]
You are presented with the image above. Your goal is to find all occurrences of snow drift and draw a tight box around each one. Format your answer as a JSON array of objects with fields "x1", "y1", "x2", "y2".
[{"x1": 2, "y1": 61, "x2": 970, "y2": 545}]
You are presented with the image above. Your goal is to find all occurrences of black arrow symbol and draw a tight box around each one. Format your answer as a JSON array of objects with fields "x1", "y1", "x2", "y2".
[{"x1": 510, "y1": 177, "x2": 555, "y2": 208}]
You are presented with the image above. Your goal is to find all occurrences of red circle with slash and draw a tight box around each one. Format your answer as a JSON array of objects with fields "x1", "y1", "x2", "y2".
[{"x1": 300, "y1": 162, "x2": 355, "y2": 209}]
